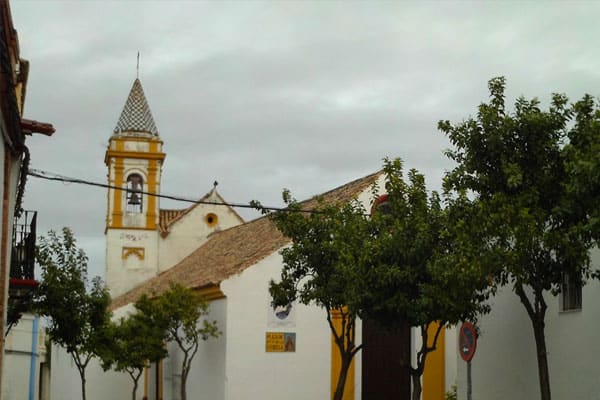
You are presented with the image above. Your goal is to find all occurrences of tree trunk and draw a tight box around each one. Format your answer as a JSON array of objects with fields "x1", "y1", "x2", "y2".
[
  {"x1": 532, "y1": 317, "x2": 551, "y2": 400},
  {"x1": 132, "y1": 375, "x2": 139, "y2": 400},
  {"x1": 326, "y1": 308, "x2": 361, "y2": 400},
  {"x1": 181, "y1": 373, "x2": 187, "y2": 400},
  {"x1": 181, "y1": 353, "x2": 189, "y2": 400},
  {"x1": 73, "y1": 352, "x2": 90, "y2": 400},
  {"x1": 409, "y1": 322, "x2": 439, "y2": 400},
  {"x1": 79, "y1": 370, "x2": 87, "y2": 400},
  {"x1": 332, "y1": 355, "x2": 351, "y2": 400},
  {"x1": 411, "y1": 372, "x2": 422, "y2": 400},
  {"x1": 515, "y1": 283, "x2": 551, "y2": 400}
]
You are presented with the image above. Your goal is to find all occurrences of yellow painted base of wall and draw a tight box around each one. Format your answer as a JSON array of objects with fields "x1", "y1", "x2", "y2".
[
  {"x1": 330, "y1": 310, "x2": 355, "y2": 400},
  {"x1": 423, "y1": 322, "x2": 445, "y2": 400}
]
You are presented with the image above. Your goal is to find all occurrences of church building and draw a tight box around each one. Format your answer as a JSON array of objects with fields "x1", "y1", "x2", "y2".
[
  {"x1": 49, "y1": 78, "x2": 456, "y2": 400},
  {"x1": 103, "y1": 78, "x2": 244, "y2": 298}
]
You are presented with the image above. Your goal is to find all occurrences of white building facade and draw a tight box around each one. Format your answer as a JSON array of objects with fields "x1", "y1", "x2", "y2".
[
  {"x1": 456, "y1": 249, "x2": 600, "y2": 399},
  {"x1": 3, "y1": 314, "x2": 48, "y2": 400}
]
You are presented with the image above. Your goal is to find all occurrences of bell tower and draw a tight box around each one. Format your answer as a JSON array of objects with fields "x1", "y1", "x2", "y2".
[{"x1": 104, "y1": 78, "x2": 166, "y2": 297}]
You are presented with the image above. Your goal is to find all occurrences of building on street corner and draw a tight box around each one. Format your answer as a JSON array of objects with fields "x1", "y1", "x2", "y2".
[{"x1": 0, "y1": 1, "x2": 55, "y2": 399}]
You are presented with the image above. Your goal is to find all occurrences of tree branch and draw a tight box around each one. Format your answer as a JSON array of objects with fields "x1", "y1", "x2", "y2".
[
  {"x1": 515, "y1": 281, "x2": 535, "y2": 319},
  {"x1": 426, "y1": 321, "x2": 445, "y2": 353},
  {"x1": 326, "y1": 307, "x2": 342, "y2": 344}
]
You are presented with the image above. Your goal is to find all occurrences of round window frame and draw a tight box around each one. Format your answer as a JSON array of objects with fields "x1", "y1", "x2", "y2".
[{"x1": 205, "y1": 213, "x2": 218, "y2": 227}]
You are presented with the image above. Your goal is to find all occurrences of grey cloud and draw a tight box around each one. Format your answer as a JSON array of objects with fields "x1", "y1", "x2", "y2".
[{"x1": 11, "y1": 1, "x2": 600, "y2": 280}]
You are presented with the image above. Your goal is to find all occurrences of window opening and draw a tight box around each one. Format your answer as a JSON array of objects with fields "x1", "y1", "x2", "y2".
[
  {"x1": 126, "y1": 174, "x2": 143, "y2": 213},
  {"x1": 205, "y1": 213, "x2": 218, "y2": 227},
  {"x1": 561, "y1": 272, "x2": 582, "y2": 311},
  {"x1": 370, "y1": 194, "x2": 390, "y2": 216}
]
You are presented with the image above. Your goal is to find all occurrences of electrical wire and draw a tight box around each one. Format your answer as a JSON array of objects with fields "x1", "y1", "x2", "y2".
[{"x1": 27, "y1": 168, "x2": 326, "y2": 215}]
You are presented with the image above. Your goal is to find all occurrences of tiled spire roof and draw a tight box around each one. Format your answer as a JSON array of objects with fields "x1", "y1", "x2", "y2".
[{"x1": 114, "y1": 79, "x2": 159, "y2": 136}]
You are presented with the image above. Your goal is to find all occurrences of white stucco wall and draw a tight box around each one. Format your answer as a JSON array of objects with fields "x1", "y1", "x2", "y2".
[
  {"x1": 356, "y1": 173, "x2": 385, "y2": 210},
  {"x1": 50, "y1": 302, "x2": 140, "y2": 400},
  {"x1": 163, "y1": 298, "x2": 227, "y2": 400},
  {"x1": 353, "y1": 321, "x2": 363, "y2": 398},
  {"x1": 106, "y1": 229, "x2": 160, "y2": 297},
  {"x1": 3, "y1": 314, "x2": 46, "y2": 400},
  {"x1": 50, "y1": 344, "x2": 132, "y2": 400},
  {"x1": 50, "y1": 297, "x2": 227, "y2": 400},
  {"x1": 221, "y1": 250, "x2": 342, "y2": 400},
  {"x1": 158, "y1": 200, "x2": 243, "y2": 272},
  {"x1": 122, "y1": 141, "x2": 150, "y2": 153},
  {"x1": 445, "y1": 325, "x2": 458, "y2": 392},
  {"x1": 457, "y1": 248, "x2": 600, "y2": 400}
]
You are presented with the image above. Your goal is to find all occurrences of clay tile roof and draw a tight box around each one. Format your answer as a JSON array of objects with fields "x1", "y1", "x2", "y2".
[
  {"x1": 110, "y1": 170, "x2": 383, "y2": 310},
  {"x1": 159, "y1": 208, "x2": 188, "y2": 235},
  {"x1": 114, "y1": 79, "x2": 159, "y2": 136}
]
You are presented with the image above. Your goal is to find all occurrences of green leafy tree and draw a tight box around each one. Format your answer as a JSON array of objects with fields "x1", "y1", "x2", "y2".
[
  {"x1": 35, "y1": 227, "x2": 111, "y2": 400},
  {"x1": 439, "y1": 77, "x2": 600, "y2": 400},
  {"x1": 359, "y1": 159, "x2": 492, "y2": 400},
  {"x1": 259, "y1": 194, "x2": 370, "y2": 400},
  {"x1": 99, "y1": 313, "x2": 167, "y2": 400},
  {"x1": 135, "y1": 283, "x2": 220, "y2": 400},
  {"x1": 257, "y1": 159, "x2": 492, "y2": 400}
]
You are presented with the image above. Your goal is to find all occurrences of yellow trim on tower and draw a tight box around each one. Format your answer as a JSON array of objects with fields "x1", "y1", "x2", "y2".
[
  {"x1": 111, "y1": 160, "x2": 124, "y2": 228},
  {"x1": 422, "y1": 322, "x2": 446, "y2": 400},
  {"x1": 121, "y1": 247, "x2": 145, "y2": 260},
  {"x1": 148, "y1": 140, "x2": 161, "y2": 153},
  {"x1": 107, "y1": 226, "x2": 162, "y2": 231},
  {"x1": 106, "y1": 134, "x2": 166, "y2": 231},
  {"x1": 330, "y1": 308, "x2": 355, "y2": 400},
  {"x1": 146, "y1": 161, "x2": 159, "y2": 229},
  {"x1": 112, "y1": 136, "x2": 164, "y2": 144},
  {"x1": 105, "y1": 150, "x2": 166, "y2": 162}
]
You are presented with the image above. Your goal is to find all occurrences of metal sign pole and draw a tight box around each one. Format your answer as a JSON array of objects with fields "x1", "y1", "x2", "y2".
[
  {"x1": 467, "y1": 360, "x2": 472, "y2": 400},
  {"x1": 459, "y1": 322, "x2": 477, "y2": 400}
]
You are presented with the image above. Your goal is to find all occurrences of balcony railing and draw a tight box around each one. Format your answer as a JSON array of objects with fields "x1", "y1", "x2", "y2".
[
  {"x1": 10, "y1": 210, "x2": 36, "y2": 281},
  {"x1": 6, "y1": 210, "x2": 37, "y2": 334}
]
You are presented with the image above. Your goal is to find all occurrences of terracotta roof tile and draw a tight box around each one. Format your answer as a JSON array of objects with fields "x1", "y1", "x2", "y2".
[
  {"x1": 110, "y1": 170, "x2": 383, "y2": 310},
  {"x1": 159, "y1": 208, "x2": 188, "y2": 236}
]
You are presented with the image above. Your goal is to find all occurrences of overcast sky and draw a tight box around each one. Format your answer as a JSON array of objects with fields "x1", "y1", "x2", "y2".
[{"x1": 10, "y1": 1, "x2": 600, "y2": 279}]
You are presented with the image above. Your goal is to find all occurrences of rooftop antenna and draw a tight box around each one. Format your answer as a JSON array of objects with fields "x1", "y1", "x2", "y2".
[{"x1": 136, "y1": 51, "x2": 140, "y2": 79}]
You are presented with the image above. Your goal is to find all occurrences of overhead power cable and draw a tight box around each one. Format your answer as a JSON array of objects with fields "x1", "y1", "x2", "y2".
[{"x1": 27, "y1": 169, "x2": 326, "y2": 215}]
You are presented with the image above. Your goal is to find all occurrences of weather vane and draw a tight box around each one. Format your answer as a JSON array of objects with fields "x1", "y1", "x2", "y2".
[{"x1": 136, "y1": 51, "x2": 140, "y2": 79}]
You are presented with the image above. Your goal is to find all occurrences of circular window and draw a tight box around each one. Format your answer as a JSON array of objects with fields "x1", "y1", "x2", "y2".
[
  {"x1": 370, "y1": 194, "x2": 390, "y2": 215},
  {"x1": 205, "y1": 213, "x2": 218, "y2": 227}
]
